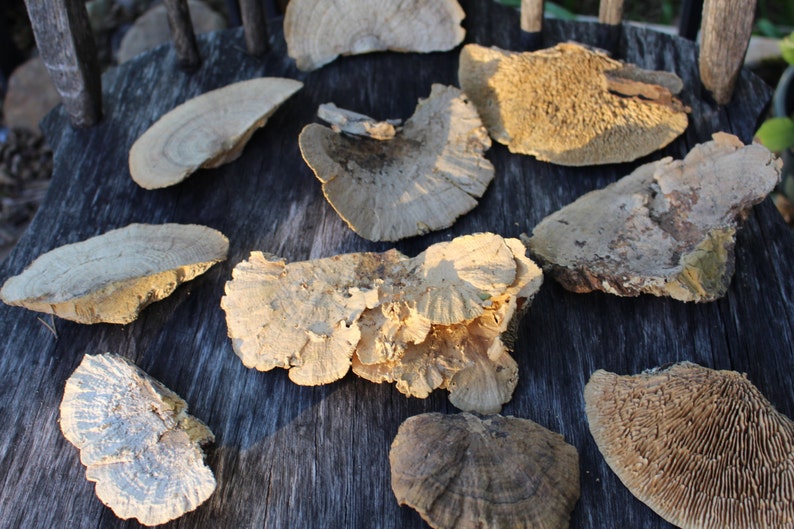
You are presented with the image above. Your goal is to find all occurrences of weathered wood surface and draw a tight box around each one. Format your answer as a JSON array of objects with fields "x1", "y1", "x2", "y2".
[
  {"x1": 23, "y1": 0, "x2": 102, "y2": 127},
  {"x1": 699, "y1": 0, "x2": 757, "y2": 105},
  {"x1": 1, "y1": 1, "x2": 791, "y2": 528}
]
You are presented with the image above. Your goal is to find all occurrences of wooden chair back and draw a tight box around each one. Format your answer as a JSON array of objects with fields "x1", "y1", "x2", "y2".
[{"x1": 25, "y1": 0, "x2": 758, "y2": 128}]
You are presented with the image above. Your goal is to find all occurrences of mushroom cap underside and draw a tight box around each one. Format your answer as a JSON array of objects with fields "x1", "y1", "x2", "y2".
[
  {"x1": 585, "y1": 361, "x2": 794, "y2": 529},
  {"x1": 60, "y1": 353, "x2": 216, "y2": 526},
  {"x1": 458, "y1": 42, "x2": 689, "y2": 165}
]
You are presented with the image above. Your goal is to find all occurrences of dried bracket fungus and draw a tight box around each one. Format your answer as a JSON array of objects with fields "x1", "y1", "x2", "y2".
[
  {"x1": 284, "y1": 0, "x2": 465, "y2": 71},
  {"x1": 585, "y1": 362, "x2": 794, "y2": 529},
  {"x1": 60, "y1": 354, "x2": 215, "y2": 526},
  {"x1": 525, "y1": 133, "x2": 781, "y2": 302},
  {"x1": 299, "y1": 84, "x2": 494, "y2": 242},
  {"x1": 129, "y1": 77, "x2": 303, "y2": 189},
  {"x1": 458, "y1": 42, "x2": 689, "y2": 165},
  {"x1": 221, "y1": 233, "x2": 543, "y2": 413},
  {"x1": 0, "y1": 223, "x2": 228, "y2": 323},
  {"x1": 390, "y1": 412, "x2": 580, "y2": 529}
]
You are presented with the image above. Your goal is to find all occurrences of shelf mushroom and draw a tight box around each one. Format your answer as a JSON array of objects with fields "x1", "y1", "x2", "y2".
[
  {"x1": 0, "y1": 223, "x2": 229, "y2": 323},
  {"x1": 459, "y1": 42, "x2": 689, "y2": 165},
  {"x1": 390, "y1": 412, "x2": 580, "y2": 529},
  {"x1": 221, "y1": 233, "x2": 543, "y2": 413},
  {"x1": 129, "y1": 77, "x2": 303, "y2": 189},
  {"x1": 283, "y1": 0, "x2": 466, "y2": 71},
  {"x1": 524, "y1": 133, "x2": 781, "y2": 302},
  {"x1": 299, "y1": 84, "x2": 494, "y2": 242},
  {"x1": 585, "y1": 361, "x2": 794, "y2": 528},
  {"x1": 60, "y1": 353, "x2": 216, "y2": 526}
]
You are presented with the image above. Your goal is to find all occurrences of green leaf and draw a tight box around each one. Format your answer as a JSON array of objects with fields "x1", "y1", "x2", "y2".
[
  {"x1": 755, "y1": 18, "x2": 781, "y2": 39},
  {"x1": 545, "y1": 2, "x2": 576, "y2": 20},
  {"x1": 781, "y1": 32, "x2": 794, "y2": 65},
  {"x1": 756, "y1": 117, "x2": 794, "y2": 152}
]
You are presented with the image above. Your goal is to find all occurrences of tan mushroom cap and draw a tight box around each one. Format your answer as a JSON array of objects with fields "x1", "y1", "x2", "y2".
[
  {"x1": 221, "y1": 250, "x2": 396, "y2": 385},
  {"x1": 390, "y1": 412, "x2": 580, "y2": 529},
  {"x1": 129, "y1": 77, "x2": 303, "y2": 189},
  {"x1": 585, "y1": 362, "x2": 794, "y2": 529},
  {"x1": 0, "y1": 223, "x2": 229, "y2": 324},
  {"x1": 458, "y1": 42, "x2": 689, "y2": 165},
  {"x1": 221, "y1": 233, "x2": 542, "y2": 413},
  {"x1": 525, "y1": 133, "x2": 781, "y2": 302},
  {"x1": 352, "y1": 234, "x2": 542, "y2": 413},
  {"x1": 283, "y1": 0, "x2": 465, "y2": 71},
  {"x1": 60, "y1": 354, "x2": 215, "y2": 526},
  {"x1": 300, "y1": 84, "x2": 494, "y2": 242}
]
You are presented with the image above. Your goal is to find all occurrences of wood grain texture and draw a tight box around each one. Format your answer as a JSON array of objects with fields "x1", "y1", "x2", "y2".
[
  {"x1": 240, "y1": 0, "x2": 271, "y2": 56},
  {"x1": 699, "y1": 0, "x2": 757, "y2": 105},
  {"x1": 163, "y1": 0, "x2": 201, "y2": 70},
  {"x1": 520, "y1": 0, "x2": 544, "y2": 33},
  {"x1": 0, "y1": 2, "x2": 790, "y2": 528},
  {"x1": 598, "y1": 0, "x2": 624, "y2": 25},
  {"x1": 23, "y1": 0, "x2": 102, "y2": 127}
]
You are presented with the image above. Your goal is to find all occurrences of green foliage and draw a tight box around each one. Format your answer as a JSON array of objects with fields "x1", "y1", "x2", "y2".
[
  {"x1": 494, "y1": 0, "x2": 577, "y2": 20},
  {"x1": 756, "y1": 117, "x2": 794, "y2": 152},
  {"x1": 782, "y1": 33, "x2": 794, "y2": 66},
  {"x1": 755, "y1": 32, "x2": 794, "y2": 154}
]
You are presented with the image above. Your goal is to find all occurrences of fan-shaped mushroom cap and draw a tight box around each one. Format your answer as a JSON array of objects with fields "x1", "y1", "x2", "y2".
[
  {"x1": 390, "y1": 412, "x2": 580, "y2": 529},
  {"x1": 352, "y1": 234, "x2": 543, "y2": 413},
  {"x1": 129, "y1": 77, "x2": 302, "y2": 189},
  {"x1": 60, "y1": 354, "x2": 215, "y2": 526},
  {"x1": 299, "y1": 84, "x2": 494, "y2": 242},
  {"x1": 585, "y1": 362, "x2": 794, "y2": 529},
  {"x1": 458, "y1": 42, "x2": 689, "y2": 165},
  {"x1": 222, "y1": 233, "x2": 542, "y2": 413},
  {"x1": 283, "y1": 0, "x2": 465, "y2": 71},
  {"x1": 0, "y1": 223, "x2": 228, "y2": 323},
  {"x1": 525, "y1": 133, "x2": 781, "y2": 302},
  {"x1": 221, "y1": 250, "x2": 397, "y2": 385}
]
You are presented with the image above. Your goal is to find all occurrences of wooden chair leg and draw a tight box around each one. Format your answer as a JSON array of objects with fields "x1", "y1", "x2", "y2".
[
  {"x1": 163, "y1": 0, "x2": 202, "y2": 70},
  {"x1": 699, "y1": 0, "x2": 757, "y2": 105},
  {"x1": 23, "y1": 0, "x2": 102, "y2": 128},
  {"x1": 240, "y1": 0, "x2": 270, "y2": 56}
]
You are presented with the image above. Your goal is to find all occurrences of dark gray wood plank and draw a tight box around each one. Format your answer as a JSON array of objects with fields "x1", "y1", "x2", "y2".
[
  {"x1": 1, "y1": 2, "x2": 791, "y2": 528},
  {"x1": 23, "y1": 0, "x2": 102, "y2": 127}
]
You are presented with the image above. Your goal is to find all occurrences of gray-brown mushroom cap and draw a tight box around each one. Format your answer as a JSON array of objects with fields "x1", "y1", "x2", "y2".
[
  {"x1": 129, "y1": 77, "x2": 303, "y2": 189},
  {"x1": 0, "y1": 223, "x2": 229, "y2": 323},
  {"x1": 299, "y1": 84, "x2": 494, "y2": 242},
  {"x1": 458, "y1": 42, "x2": 689, "y2": 165},
  {"x1": 60, "y1": 354, "x2": 216, "y2": 526},
  {"x1": 525, "y1": 133, "x2": 781, "y2": 302},
  {"x1": 390, "y1": 412, "x2": 580, "y2": 529},
  {"x1": 585, "y1": 362, "x2": 794, "y2": 529},
  {"x1": 284, "y1": 0, "x2": 465, "y2": 71}
]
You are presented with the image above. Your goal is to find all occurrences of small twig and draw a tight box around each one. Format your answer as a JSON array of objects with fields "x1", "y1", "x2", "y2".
[{"x1": 37, "y1": 314, "x2": 58, "y2": 339}]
